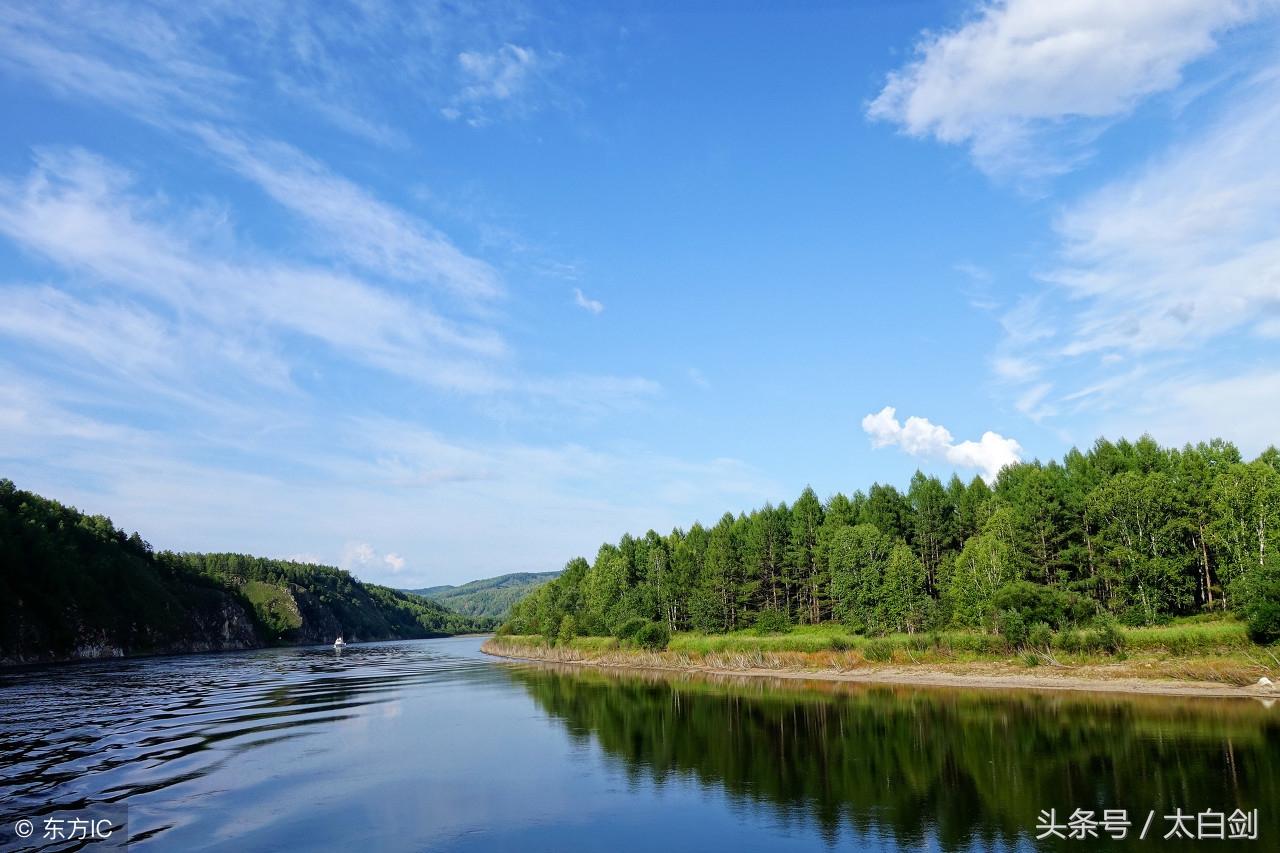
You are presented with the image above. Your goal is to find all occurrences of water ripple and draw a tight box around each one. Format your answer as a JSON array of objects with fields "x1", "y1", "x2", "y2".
[{"x1": 0, "y1": 639, "x2": 492, "y2": 847}]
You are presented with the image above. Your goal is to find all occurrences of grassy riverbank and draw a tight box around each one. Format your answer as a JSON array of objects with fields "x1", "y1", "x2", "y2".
[{"x1": 483, "y1": 617, "x2": 1280, "y2": 697}]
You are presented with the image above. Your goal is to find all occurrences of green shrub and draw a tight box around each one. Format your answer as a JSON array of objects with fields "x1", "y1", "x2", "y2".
[
  {"x1": 1243, "y1": 557, "x2": 1280, "y2": 645},
  {"x1": 1085, "y1": 620, "x2": 1125, "y2": 655},
  {"x1": 863, "y1": 639, "x2": 894, "y2": 662},
  {"x1": 613, "y1": 616, "x2": 649, "y2": 641},
  {"x1": 907, "y1": 634, "x2": 931, "y2": 653},
  {"x1": 1056, "y1": 629, "x2": 1084, "y2": 654},
  {"x1": 843, "y1": 616, "x2": 867, "y2": 635},
  {"x1": 998, "y1": 609, "x2": 1028, "y2": 649},
  {"x1": 1026, "y1": 622, "x2": 1053, "y2": 650},
  {"x1": 634, "y1": 621, "x2": 671, "y2": 651},
  {"x1": 993, "y1": 581, "x2": 1093, "y2": 629},
  {"x1": 556, "y1": 614, "x2": 577, "y2": 646},
  {"x1": 752, "y1": 609, "x2": 793, "y2": 635},
  {"x1": 828, "y1": 636, "x2": 851, "y2": 651}
]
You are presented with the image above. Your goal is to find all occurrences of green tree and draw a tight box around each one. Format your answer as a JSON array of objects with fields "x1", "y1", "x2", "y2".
[
  {"x1": 829, "y1": 523, "x2": 891, "y2": 632},
  {"x1": 581, "y1": 546, "x2": 628, "y2": 634},
  {"x1": 557, "y1": 613, "x2": 577, "y2": 646},
  {"x1": 692, "y1": 513, "x2": 741, "y2": 632},
  {"x1": 949, "y1": 524, "x2": 1014, "y2": 630},
  {"x1": 877, "y1": 542, "x2": 929, "y2": 634},
  {"x1": 1090, "y1": 471, "x2": 1196, "y2": 623},
  {"x1": 786, "y1": 487, "x2": 825, "y2": 624},
  {"x1": 908, "y1": 471, "x2": 952, "y2": 596},
  {"x1": 1210, "y1": 461, "x2": 1280, "y2": 608},
  {"x1": 861, "y1": 483, "x2": 909, "y2": 540},
  {"x1": 1240, "y1": 552, "x2": 1280, "y2": 644}
]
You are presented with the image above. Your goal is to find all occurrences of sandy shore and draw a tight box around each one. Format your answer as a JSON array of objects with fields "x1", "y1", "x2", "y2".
[{"x1": 481, "y1": 640, "x2": 1279, "y2": 700}]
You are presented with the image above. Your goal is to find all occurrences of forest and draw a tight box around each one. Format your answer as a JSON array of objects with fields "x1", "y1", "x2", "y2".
[
  {"x1": 407, "y1": 571, "x2": 562, "y2": 619},
  {"x1": 0, "y1": 479, "x2": 492, "y2": 664},
  {"x1": 503, "y1": 436, "x2": 1280, "y2": 646}
]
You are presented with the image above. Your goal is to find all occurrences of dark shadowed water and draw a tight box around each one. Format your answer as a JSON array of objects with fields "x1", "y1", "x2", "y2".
[{"x1": 1, "y1": 636, "x2": 1277, "y2": 851}]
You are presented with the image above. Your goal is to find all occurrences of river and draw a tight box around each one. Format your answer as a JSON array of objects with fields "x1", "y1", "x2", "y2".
[{"x1": 1, "y1": 636, "x2": 1275, "y2": 851}]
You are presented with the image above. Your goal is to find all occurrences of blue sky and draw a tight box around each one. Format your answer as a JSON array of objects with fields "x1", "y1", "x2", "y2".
[{"x1": 2, "y1": 1, "x2": 1279, "y2": 587}]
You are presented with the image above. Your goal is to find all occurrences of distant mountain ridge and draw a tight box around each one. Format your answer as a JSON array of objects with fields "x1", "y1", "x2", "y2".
[{"x1": 407, "y1": 571, "x2": 561, "y2": 619}]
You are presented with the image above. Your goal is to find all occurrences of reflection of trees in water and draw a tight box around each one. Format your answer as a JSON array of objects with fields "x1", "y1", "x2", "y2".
[{"x1": 510, "y1": 665, "x2": 1280, "y2": 850}]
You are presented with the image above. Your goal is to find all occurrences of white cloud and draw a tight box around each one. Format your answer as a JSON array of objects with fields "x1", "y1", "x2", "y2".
[
  {"x1": 342, "y1": 542, "x2": 378, "y2": 569},
  {"x1": 860, "y1": 406, "x2": 904, "y2": 447},
  {"x1": 868, "y1": 0, "x2": 1267, "y2": 176},
  {"x1": 0, "y1": 149, "x2": 659, "y2": 417},
  {"x1": 0, "y1": 2, "x2": 682, "y2": 592},
  {"x1": 992, "y1": 74, "x2": 1280, "y2": 436},
  {"x1": 0, "y1": 3, "x2": 569, "y2": 140},
  {"x1": 573, "y1": 287, "x2": 604, "y2": 314},
  {"x1": 196, "y1": 127, "x2": 503, "y2": 302},
  {"x1": 339, "y1": 543, "x2": 407, "y2": 582},
  {"x1": 947, "y1": 433, "x2": 1024, "y2": 481},
  {"x1": 0, "y1": 149, "x2": 510, "y2": 394},
  {"x1": 0, "y1": 3, "x2": 239, "y2": 124},
  {"x1": 458, "y1": 44, "x2": 541, "y2": 103},
  {"x1": 863, "y1": 408, "x2": 953, "y2": 456},
  {"x1": 1015, "y1": 382, "x2": 1055, "y2": 421},
  {"x1": 446, "y1": 43, "x2": 560, "y2": 125},
  {"x1": 1046, "y1": 81, "x2": 1280, "y2": 356},
  {"x1": 991, "y1": 356, "x2": 1039, "y2": 382},
  {"x1": 861, "y1": 406, "x2": 1022, "y2": 482}
]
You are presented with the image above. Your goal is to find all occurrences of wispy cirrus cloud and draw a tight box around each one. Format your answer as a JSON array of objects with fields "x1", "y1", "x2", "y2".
[
  {"x1": 0, "y1": 147, "x2": 662, "y2": 419},
  {"x1": 0, "y1": 2, "x2": 240, "y2": 122},
  {"x1": 991, "y1": 73, "x2": 1280, "y2": 452},
  {"x1": 0, "y1": 149, "x2": 508, "y2": 394},
  {"x1": 1047, "y1": 81, "x2": 1280, "y2": 357},
  {"x1": 0, "y1": 1, "x2": 687, "y2": 592},
  {"x1": 442, "y1": 42, "x2": 563, "y2": 126},
  {"x1": 572, "y1": 287, "x2": 604, "y2": 314},
  {"x1": 195, "y1": 126, "x2": 504, "y2": 302},
  {"x1": 0, "y1": 1, "x2": 572, "y2": 140},
  {"x1": 869, "y1": 0, "x2": 1270, "y2": 178}
]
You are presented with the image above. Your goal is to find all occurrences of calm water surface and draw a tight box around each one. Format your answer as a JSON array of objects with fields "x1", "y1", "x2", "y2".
[{"x1": 1, "y1": 636, "x2": 1277, "y2": 851}]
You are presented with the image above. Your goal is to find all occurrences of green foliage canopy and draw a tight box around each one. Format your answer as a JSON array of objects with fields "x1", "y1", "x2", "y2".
[{"x1": 503, "y1": 436, "x2": 1280, "y2": 643}]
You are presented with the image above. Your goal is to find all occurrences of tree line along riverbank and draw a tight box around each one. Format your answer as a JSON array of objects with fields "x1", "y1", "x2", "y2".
[{"x1": 494, "y1": 435, "x2": 1280, "y2": 688}]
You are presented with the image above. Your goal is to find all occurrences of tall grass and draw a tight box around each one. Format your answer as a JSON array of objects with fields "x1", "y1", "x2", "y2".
[
  {"x1": 1120, "y1": 621, "x2": 1250, "y2": 654},
  {"x1": 491, "y1": 618, "x2": 1259, "y2": 675}
]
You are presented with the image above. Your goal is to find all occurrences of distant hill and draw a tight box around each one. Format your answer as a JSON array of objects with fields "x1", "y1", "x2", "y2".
[
  {"x1": 0, "y1": 479, "x2": 495, "y2": 665},
  {"x1": 407, "y1": 571, "x2": 561, "y2": 619}
]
